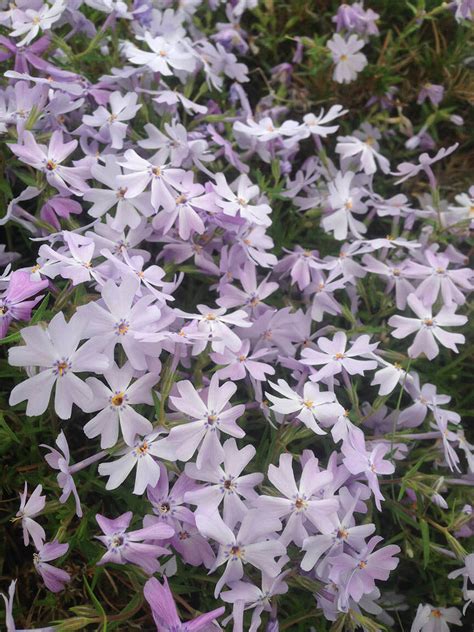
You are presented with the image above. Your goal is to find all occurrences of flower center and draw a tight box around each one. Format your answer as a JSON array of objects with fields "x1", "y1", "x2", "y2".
[
  {"x1": 423, "y1": 318, "x2": 434, "y2": 327},
  {"x1": 175, "y1": 194, "x2": 187, "y2": 204},
  {"x1": 116, "y1": 187, "x2": 128, "y2": 198},
  {"x1": 340, "y1": 54, "x2": 348, "y2": 61},
  {"x1": 134, "y1": 441, "x2": 149, "y2": 457},
  {"x1": 294, "y1": 495, "x2": 308, "y2": 511},
  {"x1": 152, "y1": 166, "x2": 162, "y2": 177},
  {"x1": 116, "y1": 319, "x2": 130, "y2": 335},
  {"x1": 207, "y1": 414, "x2": 218, "y2": 426},
  {"x1": 337, "y1": 528, "x2": 349, "y2": 540},
  {"x1": 110, "y1": 533, "x2": 125, "y2": 549},
  {"x1": 205, "y1": 312, "x2": 216, "y2": 320},
  {"x1": 229, "y1": 545, "x2": 243, "y2": 558},
  {"x1": 0, "y1": 304, "x2": 8, "y2": 316},
  {"x1": 179, "y1": 530, "x2": 190, "y2": 540},
  {"x1": 45, "y1": 159, "x2": 57, "y2": 171},
  {"x1": 111, "y1": 392, "x2": 126, "y2": 407},
  {"x1": 431, "y1": 610, "x2": 442, "y2": 618},
  {"x1": 54, "y1": 358, "x2": 71, "y2": 376},
  {"x1": 334, "y1": 352, "x2": 345, "y2": 359},
  {"x1": 358, "y1": 560, "x2": 367, "y2": 569},
  {"x1": 160, "y1": 502, "x2": 170, "y2": 514}
]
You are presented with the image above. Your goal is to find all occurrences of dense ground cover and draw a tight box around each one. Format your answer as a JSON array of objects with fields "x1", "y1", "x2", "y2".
[{"x1": 0, "y1": 1, "x2": 473, "y2": 630}]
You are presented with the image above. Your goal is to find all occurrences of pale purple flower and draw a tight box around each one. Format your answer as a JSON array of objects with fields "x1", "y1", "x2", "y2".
[
  {"x1": 362, "y1": 254, "x2": 415, "y2": 309},
  {"x1": 388, "y1": 294, "x2": 467, "y2": 360},
  {"x1": 195, "y1": 509, "x2": 286, "y2": 596},
  {"x1": 41, "y1": 431, "x2": 88, "y2": 518},
  {"x1": 392, "y1": 144, "x2": 459, "y2": 187},
  {"x1": 221, "y1": 569, "x2": 289, "y2": 632},
  {"x1": 144, "y1": 575, "x2": 225, "y2": 632},
  {"x1": 146, "y1": 464, "x2": 197, "y2": 528},
  {"x1": 117, "y1": 149, "x2": 184, "y2": 212},
  {"x1": 210, "y1": 340, "x2": 275, "y2": 381},
  {"x1": 332, "y1": 2, "x2": 379, "y2": 35},
  {"x1": 101, "y1": 249, "x2": 175, "y2": 305},
  {"x1": 410, "y1": 604, "x2": 462, "y2": 632},
  {"x1": 185, "y1": 438, "x2": 263, "y2": 523},
  {"x1": 79, "y1": 276, "x2": 161, "y2": 371},
  {"x1": 301, "y1": 331, "x2": 378, "y2": 381},
  {"x1": 398, "y1": 377, "x2": 460, "y2": 429},
  {"x1": 175, "y1": 305, "x2": 251, "y2": 354},
  {"x1": 417, "y1": 84, "x2": 445, "y2": 106},
  {"x1": 218, "y1": 263, "x2": 278, "y2": 314},
  {"x1": 0, "y1": 270, "x2": 48, "y2": 338},
  {"x1": 274, "y1": 246, "x2": 320, "y2": 291},
  {"x1": 82, "y1": 91, "x2": 141, "y2": 149},
  {"x1": 306, "y1": 271, "x2": 346, "y2": 322},
  {"x1": 33, "y1": 540, "x2": 70, "y2": 593},
  {"x1": 40, "y1": 196, "x2": 82, "y2": 230},
  {"x1": 336, "y1": 133, "x2": 390, "y2": 174},
  {"x1": 83, "y1": 362, "x2": 157, "y2": 447},
  {"x1": 214, "y1": 173, "x2": 272, "y2": 226},
  {"x1": 166, "y1": 374, "x2": 245, "y2": 469},
  {"x1": 9, "y1": 130, "x2": 89, "y2": 195},
  {"x1": 15, "y1": 483, "x2": 45, "y2": 549},
  {"x1": 327, "y1": 34, "x2": 368, "y2": 84},
  {"x1": 83, "y1": 157, "x2": 153, "y2": 231},
  {"x1": 98, "y1": 430, "x2": 175, "y2": 494},
  {"x1": 342, "y1": 428, "x2": 394, "y2": 510},
  {"x1": 257, "y1": 454, "x2": 338, "y2": 545},
  {"x1": 328, "y1": 536, "x2": 400, "y2": 610},
  {"x1": 152, "y1": 173, "x2": 212, "y2": 240},
  {"x1": 95, "y1": 511, "x2": 174, "y2": 574},
  {"x1": 38, "y1": 232, "x2": 103, "y2": 286},
  {"x1": 233, "y1": 117, "x2": 302, "y2": 142},
  {"x1": 403, "y1": 249, "x2": 473, "y2": 307},
  {"x1": 301, "y1": 492, "x2": 376, "y2": 571},
  {"x1": 266, "y1": 379, "x2": 344, "y2": 435},
  {"x1": 9, "y1": 312, "x2": 109, "y2": 419}
]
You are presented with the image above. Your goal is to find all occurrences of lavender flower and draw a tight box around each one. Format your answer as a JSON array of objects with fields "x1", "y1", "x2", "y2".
[
  {"x1": 388, "y1": 294, "x2": 467, "y2": 359},
  {"x1": 95, "y1": 511, "x2": 174, "y2": 574},
  {"x1": 144, "y1": 575, "x2": 225, "y2": 631},
  {"x1": 15, "y1": 483, "x2": 45, "y2": 549},
  {"x1": 33, "y1": 541, "x2": 70, "y2": 593}
]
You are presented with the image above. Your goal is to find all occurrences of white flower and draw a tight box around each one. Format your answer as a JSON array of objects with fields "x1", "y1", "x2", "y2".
[
  {"x1": 327, "y1": 34, "x2": 367, "y2": 84},
  {"x1": 126, "y1": 32, "x2": 196, "y2": 76},
  {"x1": 322, "y1": 171, "x2": 368, "y2": 240},
  {"x1": 9, "y1": 312, "x2": 109, "y2": 419},
  {"x1": 10, "y1": 0, "x2": 65, "y2": 47}
]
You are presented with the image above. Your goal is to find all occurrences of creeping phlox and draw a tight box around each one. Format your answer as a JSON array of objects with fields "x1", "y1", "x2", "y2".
[{"x1": 0, "y1": 0, "x2": 472, "y2": 631}]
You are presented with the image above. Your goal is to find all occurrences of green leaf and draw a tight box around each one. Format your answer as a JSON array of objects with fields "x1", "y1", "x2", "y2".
[
  {"x1": 420, "y1": 518, "x2": 430, "y2": 568},
  {"x1": 83, "y1": 575, "x2": 107, "y2": 632},
  {"x1": 0, "y1": 412, "x2": 21, "y2": 444}
]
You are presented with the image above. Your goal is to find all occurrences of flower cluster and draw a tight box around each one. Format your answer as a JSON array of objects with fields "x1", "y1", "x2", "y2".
[{"x1": 0, "y1": 1, "x2": 472, "y2": 631}]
